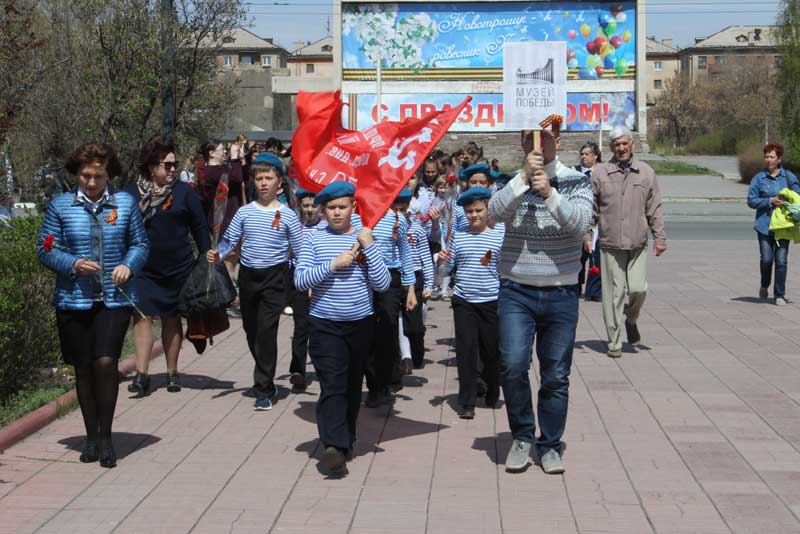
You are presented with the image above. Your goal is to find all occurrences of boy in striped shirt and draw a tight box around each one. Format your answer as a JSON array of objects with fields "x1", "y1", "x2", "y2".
[
  {"x1": 207, "y1": 153, "x2": 303, "y2": 411},
  {"x1": 365, "y1": 192, "x2": 417, "y2": 407},
  {"x1": 287, "y1": 188, "x2": 328, "y2": 391},
  {"x1": 440, "y1": 187, "x2": 504, "y2": 419},
  {"x1": 294, "y1": 181, "x2": 390, "y2": 476}
]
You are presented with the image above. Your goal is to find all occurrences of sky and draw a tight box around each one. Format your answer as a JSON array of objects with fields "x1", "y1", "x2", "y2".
[{"x1": 248, "y1": 0, "x2": 783, "y2": 52}]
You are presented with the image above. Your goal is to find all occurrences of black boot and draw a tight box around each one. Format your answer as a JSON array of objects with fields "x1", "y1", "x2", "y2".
[
  {"x1": 99, "y1": 439, "x2": 117, "y2": 468},
  {"x1": 79, "y1": 439, "x2": 99, "y2": 463},
  {"x1": 127, "y1": 372, "x2": 150, "y2": 397}
]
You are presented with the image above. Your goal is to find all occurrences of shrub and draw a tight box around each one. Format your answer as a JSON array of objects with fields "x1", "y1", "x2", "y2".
[
  {"x1": 0, "y1": 215, "x2": 61, "y2": 402},
  {"x1": 737, "y1": 143, "x2": 800, "y2": 184}
]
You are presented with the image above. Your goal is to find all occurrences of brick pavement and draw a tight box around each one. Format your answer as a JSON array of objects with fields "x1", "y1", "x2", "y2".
[{"x1": 2, "y1": 240, "x2": 800, "y2": 534}]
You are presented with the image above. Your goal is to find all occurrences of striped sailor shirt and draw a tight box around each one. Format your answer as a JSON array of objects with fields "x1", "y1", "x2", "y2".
[
  {"x1": 407, "y1": 220, "x2": 434, "y2": 291},
  {"x1": 294, "y1": 228, "x2": 390, "y2": 321},
  {"x1": 450, "y1": 224, "x2": 506, "y2": 303},
  {"x1": 372, "y1": 209, "x2": 415, "y2": 286},
  {"x1": 218, "y1": 202, "x2": 303, "y2": 269}
]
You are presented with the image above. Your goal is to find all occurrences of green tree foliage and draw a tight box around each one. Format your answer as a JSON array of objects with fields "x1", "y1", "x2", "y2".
[
  {"x1": 778, "y1": 0, "x2": 800, "y2": 161},
  {"x1": 7, "y1": 0, "x2": 244, "y2": 198}
]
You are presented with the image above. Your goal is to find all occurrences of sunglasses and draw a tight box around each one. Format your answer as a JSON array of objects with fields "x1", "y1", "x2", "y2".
[{"x1": 160, "y1": 161, "x2": 180, "y2": 171}]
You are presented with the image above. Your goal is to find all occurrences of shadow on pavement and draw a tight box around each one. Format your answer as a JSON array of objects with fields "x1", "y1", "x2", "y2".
[
  {"x1": 731, "y1": 296, "x2": 768, "y2": 304},
  {"x1": 148, "y1": 373, "x2": 236, "y2": 393},
  {"x1": 429, "y1": 393, "x2": 459, "y2": 414},
  {"x1": 58, "y1": 432, "x2": 162, "y2": 460},
  {"x1": 573, "y1": 339, "x2": 607, "y2": 354}
]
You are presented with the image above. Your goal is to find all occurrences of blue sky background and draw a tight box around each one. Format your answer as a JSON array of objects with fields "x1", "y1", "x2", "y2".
[{"x1": 248, "y1": 0, "x2": 781, "y2": 52}]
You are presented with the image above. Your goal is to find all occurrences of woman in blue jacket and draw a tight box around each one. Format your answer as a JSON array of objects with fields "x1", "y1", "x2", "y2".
[
  {"x1": 747, "y1": 143, "x2": 800, "y2": 306},
  {"x1": 37, "y1": 143, "x2": 149, "y2": 468}
]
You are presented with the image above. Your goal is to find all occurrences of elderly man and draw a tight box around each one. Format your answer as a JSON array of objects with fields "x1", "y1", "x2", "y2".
[
  {"x1": 490, "y1": 129, "x2": 593, "y2": 474},
  {"x1": 588, "y1": 126, "x2": 666, "y2": 359}
]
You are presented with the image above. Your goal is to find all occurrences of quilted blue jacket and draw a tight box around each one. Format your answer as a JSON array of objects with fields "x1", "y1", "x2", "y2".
[{"x1": 37, "y1": 188, "x2": 150, "y2": 310}]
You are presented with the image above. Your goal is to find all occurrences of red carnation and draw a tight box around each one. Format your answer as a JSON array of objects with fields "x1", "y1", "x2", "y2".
[
  {"x1": 43, "y1": 234, "x2": 55, "y2": 253},
  {"x1": 272, "y1": 210, "x2": 281, "y2": 229},
  {"x1": 589, "y1": 266, "x2": 601, "y2": 276}
]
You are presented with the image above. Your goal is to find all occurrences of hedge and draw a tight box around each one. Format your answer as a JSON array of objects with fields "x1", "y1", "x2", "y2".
[{"x1": 0, "y1": 215, "x2": 61, "y2": 402}]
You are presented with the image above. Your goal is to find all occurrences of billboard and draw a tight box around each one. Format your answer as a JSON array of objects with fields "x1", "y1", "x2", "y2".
[
  {"x1": 345, "y1": 92, "x2": 636, "y2": 132},
  {"x1": 342, "y1": 1, "x2": 636, "y2": 80}
]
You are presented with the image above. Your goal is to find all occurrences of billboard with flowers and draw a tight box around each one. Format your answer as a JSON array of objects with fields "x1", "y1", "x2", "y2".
[{"x1": 342, "y1": 1, "x2": 636, "y2": 81}]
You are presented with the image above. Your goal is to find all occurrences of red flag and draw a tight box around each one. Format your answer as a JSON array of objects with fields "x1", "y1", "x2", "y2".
[{"x1": 292, "y1": 91, "x2": 471, "y2": 228}]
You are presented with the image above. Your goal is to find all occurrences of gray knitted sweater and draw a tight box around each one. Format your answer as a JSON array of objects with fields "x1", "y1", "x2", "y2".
[{"x1": 489, "y1": 159, "x2": 593, "y2": 287}]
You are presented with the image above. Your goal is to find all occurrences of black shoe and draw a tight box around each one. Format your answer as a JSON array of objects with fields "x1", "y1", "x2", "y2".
[
  {"x1": 166, "y1": 372, "x2": 181, "y2": 393},
  {"x1": 99, "y1": 441, "x2": 117, "y2": 468},
  {"x1": 365, "y1": 391, "x2": 381, "y2": 408},
  {"x1": 127, "y1": 372, "x2": 150, "y2": 396},
  {"x1": 459, "y1": 407, "x2": 475, "y2": 419},
  {"x1": 625, "y1": 321, "x2": 641, "y2": 345},
  {"x1": 485, "y1": 390, "x2": 499, "y2": 409},
  {"x1": 289, "y1": 372, "x2": 307, "y2": 391},
  {"x1": 476, "y1": 381, "x2": 487, "y2": 398},
  {"x1": 189, "y1": 338, "x2": 207, "y2": 354},
  {"x1": 322, "y1": 446, "x2": 348, "y2": 476},
  {"x1": 79, "y1": 440, "x2": 99, "y2": 463}
]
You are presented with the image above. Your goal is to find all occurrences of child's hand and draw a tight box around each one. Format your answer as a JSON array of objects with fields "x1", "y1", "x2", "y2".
[
  {"x1": 422, "y1": 289, "x2": 432, "y2": 299},
  {"x1": 207, "y1": 249, "x2": 221, "y2": 264},
  {"x1": 438, "y1": 249, "x2": 451, "y2": 263},
  {"x1": 357, "y1": 228, "x2": 375, "y2": 248},
  {"x1": 406, "y1": 287, "x2": 418, "y2": 311},
  {"x1": 331, "y1": 250, "x2": 356, "y2": 271},
  {"x1": 428, "y1": 206, "x2": 442, "y2": 221}
]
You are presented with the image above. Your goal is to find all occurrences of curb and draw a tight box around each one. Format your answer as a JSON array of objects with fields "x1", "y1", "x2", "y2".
[
  {"x1": 663, "y1": 197, "x2": 743, "y2": 203},
  {"x1": 0, "y1": 341, "x2": 164, "y2": 453}
]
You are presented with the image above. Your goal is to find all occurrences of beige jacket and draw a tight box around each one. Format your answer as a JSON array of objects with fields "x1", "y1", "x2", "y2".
[{"x1": 589, "y1": 159, "x2": 666, "y2": 251}]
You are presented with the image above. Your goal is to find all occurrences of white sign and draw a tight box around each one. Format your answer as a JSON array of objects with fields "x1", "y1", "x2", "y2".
[{"x1": 503, "y1": 41, "x2": 567, "y2": 129}]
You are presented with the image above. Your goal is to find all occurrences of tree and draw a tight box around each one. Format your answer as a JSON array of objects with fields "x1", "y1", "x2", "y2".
[
  {"x1": 778, "y1": 0, "x2": 800, "y2": 161},
  {"x1": 651, "y1": 75, "x2": 705, "y2": 147},
  {"x1": 6, "y1": 0, "x2": 245, "y2": 200}
]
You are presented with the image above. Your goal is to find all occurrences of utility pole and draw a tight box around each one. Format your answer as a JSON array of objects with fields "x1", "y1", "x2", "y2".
[{"x1": 161, "y1": 0, "x2": 176, "y2": 143}]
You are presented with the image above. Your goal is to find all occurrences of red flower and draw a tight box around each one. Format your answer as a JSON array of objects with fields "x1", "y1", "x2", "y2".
[
  {"x1": 272, "y1": 210, "x2": 281, "y2": 229},
  {"x1": 214, "y1": 182, "x2": 229, "y2": 201},
  {"x1": 480, "y1": 250, "x2": 493, "y2": 266},
  {"x1": 161, "y1": 194, "x2": 173, "y2": 211},
  {"x1": 356, "y1": 250, "x2": 366, "y2": 267},
  {"x1": 105, "y1": 210, "x2": 118, "y2": 225},
  {"x1": 43, "y1": 234, "x2": 55, "y2": 253},
  {"x1": 589, "y1": 266, "x2": 601, "y2": 276},
  {"x1": 407, "y1": 234, "x2": 415, "y2": 245}
]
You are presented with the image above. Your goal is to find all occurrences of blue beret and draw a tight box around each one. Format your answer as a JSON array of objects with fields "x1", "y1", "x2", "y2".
[
  {"x1": 394, "y1": 188, "x2": 413, "y2": 203},
  {"x1": 314, "y1": 181, "x2": 356, "y2": 205},
  {"x1": 253, "y1": 152, "x2": 284, "y2": 174},
  {"x1": 460, "y1": 163, "x2": 494, "y2": 182},
  {"x1": 294, "y1": 188, "x2": 315, "y2": 200},
  {"x1": 456, "y1": 187, "x2": 492, "y2": 207}
]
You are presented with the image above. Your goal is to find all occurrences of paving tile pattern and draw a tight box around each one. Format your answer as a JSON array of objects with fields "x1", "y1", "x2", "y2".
[{"x1": 2, "y1": 240, "x2": 800, "y2": 533}]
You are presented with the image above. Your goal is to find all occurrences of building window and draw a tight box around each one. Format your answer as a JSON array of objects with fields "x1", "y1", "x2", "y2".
[
  {"x1": 306, "y1": 63, "x2": 315, "y2": 74},
  {"x1": 654, "y1": 61, "x2": 663, "y2": 71},
  {"x1": 224, "y1": 56, "x2": 232, "y2": 66},
  {"x1": 322, "y1": 44, "x2": 332, "y2": 52},
  {"x1": 698, "y1": 56, "x2": 707, "y2": 69},
  {"x1": 713, "y1": 55, "x2": 727, "y2": 65},
  {"x1": 654, "y1": 79, "x2": 663, "y2": 89},
  {"x1": 262, "y1": 55, "x2": 271, "y2": 66},
  {"x1": 240, "y1": 55, "x2": 253, "y2": 65}
]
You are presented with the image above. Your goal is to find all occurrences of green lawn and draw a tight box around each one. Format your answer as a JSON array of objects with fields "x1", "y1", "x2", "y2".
[{"x1": 648, "y1": 160, "x2": 719, "y2": 176}]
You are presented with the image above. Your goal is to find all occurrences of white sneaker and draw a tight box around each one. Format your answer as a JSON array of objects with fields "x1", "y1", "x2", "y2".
[
  {"x1": 775, "y1": 297, "x2": 787, "y2": 306},
  {"x1": 540, "y1": 448, "x2": 565, "y2": 474},
  {"x1": 283, "y1": 306, "x2": 294, "y2": 315}
]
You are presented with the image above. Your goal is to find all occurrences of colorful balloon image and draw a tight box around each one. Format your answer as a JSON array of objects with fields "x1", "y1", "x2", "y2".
[
  {"x1": 610, "y1": 36, "x2": 622, "y2": 49},
  {"x1": 555, "y1": 27, "x2": 561, "y2": 34},
  {"x1": 622, "y1": 30, "x2": 632, "y2": 43},
  {"x1": 595, "y1": 66, "x2": 604, "y2": 78},
  {"x1": 610, "y1": 3, "x2": 625, "y2": 16},
  {"x1": 586, "y1": 54, "x2": 602, "y2": 69},
  {"x1": 577, "y1": 67, "x2": 599, "y2": 80},
  {"x1": 604, "y1": 20, "x2": 617, "y2": 37},
  {"x1": 604, "y1": 55, "x2": 615, "y2": 69},
  {"x1": 595, "y1": 37, "x2": 608, "y2": 50},
  {"x1": 568, "y1": 58, "x2": 579, "y2": 69},
  {"x1": 563, "y1": 11, "x2": 570, "y2": 17},
  {"x1": 567, "y1": 29, "x2": 577, "y2": 39},
  {"x1": 598, "y1": 13, "x2": 612, "y2": 28},
  {"x1": 615, "y1": 57, "x2": 629, "y2": 77},
  {"x1": 601, "y1": 44, "x2": 616, "y2": 58},
  {"x1": 580, "y1": 23, "x2": 591, "y2": 37},
  {"x1": 615, "y1": 12, "x2": 627, "y2": 23},
  {"x1": 567, "y1": 49, "x2": 577, "y2": 60},
  {"x1": 586, "y1": 41, "x2": 598, "y2": 55}
]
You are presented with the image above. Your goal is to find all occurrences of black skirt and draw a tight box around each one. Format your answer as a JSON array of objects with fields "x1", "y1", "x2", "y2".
[
  {"x1": 56, "y1": 303, "x2": 132, "y2": 367},
  {"x1": 133, "y1": 271, "x2": 188, "y2": 317}
]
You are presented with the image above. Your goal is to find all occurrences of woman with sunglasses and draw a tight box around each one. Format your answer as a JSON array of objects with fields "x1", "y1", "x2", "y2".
[{"x1": 125, "y1": 139, "x2": 211, "y2": 395}]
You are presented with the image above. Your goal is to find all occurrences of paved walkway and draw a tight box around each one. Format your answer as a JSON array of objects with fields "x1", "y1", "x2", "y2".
[{"x1": 2, "y1": 240, "x2": 800, "y2": 534}]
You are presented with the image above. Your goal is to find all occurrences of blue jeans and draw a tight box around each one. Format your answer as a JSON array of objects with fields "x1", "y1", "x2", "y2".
[
  {"x1": 498, "y1": 279, "x2": 578, "y2": 454},
  {"x1": 758, "y1": 233, "x2": 789, "y2": 298}
]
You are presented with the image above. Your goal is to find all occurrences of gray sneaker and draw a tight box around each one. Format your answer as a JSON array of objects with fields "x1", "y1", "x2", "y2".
[
  {"x1": 539, "y1": 448, "x2": 565, "y2": 474},
  {"x1": 775, "y1": 297, "x2": 787, "y2": 306},
  {"x1": 505, "y1": 439, "x2": 531, "y2": 472}
]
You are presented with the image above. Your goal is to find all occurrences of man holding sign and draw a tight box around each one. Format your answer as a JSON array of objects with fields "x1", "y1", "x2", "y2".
[{"x1": 492, "y1": 40, "x2": 592, "y2": 475}]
